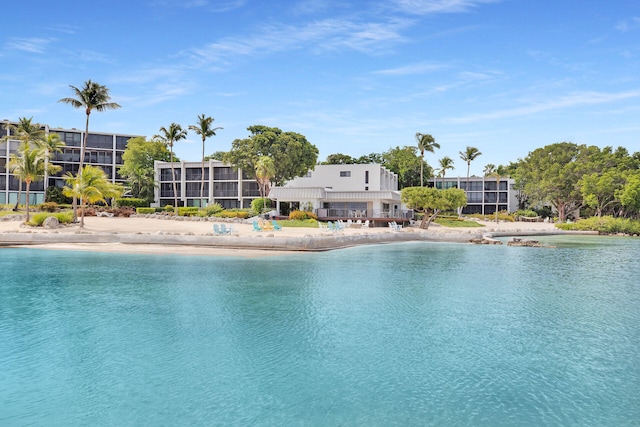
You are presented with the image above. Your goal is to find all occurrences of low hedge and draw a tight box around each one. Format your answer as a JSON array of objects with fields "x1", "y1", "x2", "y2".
[
  {"x1": 556, "y1": 216, "x2": 640, "y2": 234},
  {"x1": 136, "y1": 207, "x2": 156, "y2": 215},
  {"x1": 177, "y1": 207, "x2": 199, "y2": 216},
  {"x1": 289, "y1": 210, "x2": 317, "y2": 220},
  {"x1": 38, "y1": 202, "x2": 59, "y2": 212},
  {"x1": 216, "y1": 210, "x2": 251, "y2": 219},
  {"x1": 29, "y1": 212, "x2": 74, "y2": 226},
  {"x1": 115, "y1": 198, "x2": 148, "y2": 208}
]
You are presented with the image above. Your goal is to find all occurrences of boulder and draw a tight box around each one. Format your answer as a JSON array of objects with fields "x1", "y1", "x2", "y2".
[
  {"x1": 43, "y1": 216, "x2": 60, "y2": 229},
  {"x1": 507, "y1": 237, "x2": 545, "y2": 247}
]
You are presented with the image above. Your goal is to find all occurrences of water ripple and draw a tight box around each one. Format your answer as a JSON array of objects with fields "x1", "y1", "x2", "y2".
[{"x1": 1, "y1": 239, "x2": 639, "y2": 425}]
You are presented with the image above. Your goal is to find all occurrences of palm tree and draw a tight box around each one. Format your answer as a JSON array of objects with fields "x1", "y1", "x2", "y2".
[
  {"x1": 484, "y1": 163, "x2": 508, "y2": 222},
  {"x1": 415, "y1": 133, "x2": 439, "y2": 187},
  {"x1": 155, "y1": 123, "x2": 187, "y2": 209},
  {"x1": 189, "y1": 114, "x2": 222, "y2": 208},
  {"x1": 459, "y1": 146, "x2": 482, "y2": 193},
  {"x1": 8, "y1": 143, "x2": 60, "y2": 223},
  {"x1": 58, "y1": 80, "x2": 120, "y2": 220},
  {"x1": 255, "y1": 156, "x2": 276, "y2": 205},
  {"x1": 37, "y1": 133, "x2": 66, "y2": 201},
  {"x1": 63, "y1": 165, "x2": 122, "y2": 228},
  {"x1": 437, "y1": 156, "x2": 455, "y2": 189},
  {"x1": 2, "y1": 117, "x2": 46, "y2": 210}
]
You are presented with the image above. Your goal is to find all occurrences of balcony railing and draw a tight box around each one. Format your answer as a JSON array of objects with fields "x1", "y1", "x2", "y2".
[
  {"x1": 213, "y1": 173, "x2": 238, "y2": 181},
  {"x1": 316, "y1": 208, "x2": 413, "y2": 219},
  {"x1": 213, "y1": 190, "x2": 238, "y2": 197}
]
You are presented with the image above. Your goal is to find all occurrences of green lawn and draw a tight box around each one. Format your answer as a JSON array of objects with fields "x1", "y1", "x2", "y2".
[{"x1": 434, "y1": 217, "x2": 484, "y2": 227}]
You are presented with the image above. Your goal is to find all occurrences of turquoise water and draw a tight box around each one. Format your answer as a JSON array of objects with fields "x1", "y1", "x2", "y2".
[{"x1": 1, "y1": 237, "x2": 639, "y2": 426}]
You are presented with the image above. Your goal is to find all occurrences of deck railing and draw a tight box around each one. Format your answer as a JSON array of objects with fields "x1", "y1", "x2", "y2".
[{"x1": 316, "y1": 208, "x2": 413, "y2": 219}]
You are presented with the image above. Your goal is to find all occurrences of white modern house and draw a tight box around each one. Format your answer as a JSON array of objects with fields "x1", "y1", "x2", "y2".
[{"x1": 268, "y1": 164, "x2": 413, "y2": 223}]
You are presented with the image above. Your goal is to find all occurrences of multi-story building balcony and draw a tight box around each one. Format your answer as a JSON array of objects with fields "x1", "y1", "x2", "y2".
[
  {"x1": 428, "y1": 176, "x2": 518, "y2": 215},
  {"x1": 154, "y1": 160, "x2": 259, "y2": 209},
  {"x1": 0, "y1": 119, "x2": 138, "y2": 205}
]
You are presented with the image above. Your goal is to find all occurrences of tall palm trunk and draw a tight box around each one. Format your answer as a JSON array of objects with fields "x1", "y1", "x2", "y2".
[
  {"x1": 170, "y1": 147, "x2": 178, "y2": 210},
  {"x1": 495, "y1": 176, "x2": 500, "y2": 223},
  {"x1": 44, "y1": 154, "x2": 50, "y2": 201},
  {"x1": 201, "y1": 142, "x2": 206, "y2": 208},
  {"x1": 466, "y1": 163, "x2": 470, "y2": 193},
  {"x1": 24, "y1": 179, "x2": 32, "y2": 223},
  {"x1": 13, "y1": 180, "x2": 22, "y2": 211},
  {"x1": 420, "y1": 152, "x2": 424, "y2": 187}
]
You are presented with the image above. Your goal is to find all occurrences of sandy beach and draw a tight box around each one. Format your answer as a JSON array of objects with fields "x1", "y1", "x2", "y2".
[{"x1": 0, "y1": 215, "x2": 572, "y2": 257}]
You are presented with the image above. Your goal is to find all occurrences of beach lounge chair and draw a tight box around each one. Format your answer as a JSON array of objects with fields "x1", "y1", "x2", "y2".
[
  {"x1": 220, "y1": 224, "x2": 232, "y2": 235},
  {"x1": 327, "y1": 221, "x2": 336, "y2": 232},
  {"x1": 261, "y1": 219, "x2": 274, "y2": 231},
  {"x1": 362, "y1": 220, "x2": 369, "y2": 228},
  {"x1": 252, "y1": 221, "x2": 262, "y2": 232},
  {"x1": 272, "y1": 220, "x2": 282, "y2": 231},
  {"x1": 213, "y1": 224, "x2": 223, "y2": 235},
  {"x1": 389, "y1": 221, "x2": 402, "y2": 231}
]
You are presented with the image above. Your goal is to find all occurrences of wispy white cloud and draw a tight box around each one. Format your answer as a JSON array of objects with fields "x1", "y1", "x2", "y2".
[
  {"x1": 5, "y1": 37, "x2": 55, "y2": 54},
  {"x1": 373, "y1": 62, "x2": 448, "y2": 75},
  {"x1": 44, "y1": 24, "x2": 77, "y2": 35},
  {"x1": 69, "y1": 49, "x2": 116, "y2": 64},
  {"x1": 127, "y1": 81, "x2": 195, "y2": 107},
  {"x1": 446, "y1": 90, "x2": 640, "y2": 124},
  {"x1": 111, "y1": 67, "x2": 183, "y2": 85},
  {"x1": 150, "y1": 0, "x2": 245, "y2": 12},
  {"x1": 183, "y1": 17, "x2": 411, "y2": 65},
  {"x1": 291, "y1": 0, "x2": 333, "y2": 15},
  {"x1": 392, "y1": 0, "x2": 502, "y2": 15},
  {"x1": 615, "y1": 17, "x2": 640, "y2": 31}
]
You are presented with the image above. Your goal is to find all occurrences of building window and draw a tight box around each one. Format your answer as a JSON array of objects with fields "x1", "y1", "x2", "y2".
[
  {"x1": 365, "y1": 170, "x2": 369, "y2": 184},
  {"x1": 340, "y1": 171, "x2": 351, "y2": 177},
  {"x1": 365, "y1": 186, "x2": 369, "y2": 191},
  {"x1": 116, "y1": 136, "x2": 131, "y2": 150},
  {"x1": 215, "y1": 167, "x2": 236, "y2": 180},
  {"x1": 160, "y1": 168, "x2": 180, "y2": 181}
]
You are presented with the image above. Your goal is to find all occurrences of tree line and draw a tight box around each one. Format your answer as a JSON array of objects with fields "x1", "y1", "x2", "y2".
[
  {"x1": 6, "y1": 79, "x2": 640, "y2": 224},
  {"x1": 508, "y1": 143, "x2": 640, "y2": 221}
]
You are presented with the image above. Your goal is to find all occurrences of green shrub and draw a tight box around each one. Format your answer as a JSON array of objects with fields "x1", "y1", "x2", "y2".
[
  {"x1": 115, "y1": 198, "x2": 148, "y2": 208},
  {"x1": 45, "y1": 186, "x2": 72, "y2": 204},
  {"x1": 289, "y1": 210, "x2": 317, "y2": 221},
  {"x1": 203, "y1": 203, "x2": 224, "y2": 217},
  {"x1": 556, "y1": 216, "x2": 640, "y2": 234},
  {"x1": 39, "y1": 202, "x2": 59, "y2": 212},
  {"x1": 29, "y1": 212, "x2": 74, "y2": 226},
  {"x1": 467, "y1": 212, "x2": 514, "y2": 222},
  {"x1": 163, "y1": 204, "x2": 174, "y2": 212},
  {"x1": 534, "y1": 206, "x2": 553, "y2": 219},
  {"x1": 251, "y1": 198, "x2": 271, "y2": 215},
  {"x1": 136, "y1": 207, "x2": 156, "y2": 215},
  {"x1": 217, "y1": 209, "x2": 251, "y2": 219},
  {"x1": 515, "y1": 209, "x2": 539, "y2": 218},
  {"x1": 177, "y1": 207, "x2": 199, "y2": 216}
]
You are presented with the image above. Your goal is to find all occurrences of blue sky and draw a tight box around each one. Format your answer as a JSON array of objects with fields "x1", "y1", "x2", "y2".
[{"x1": 2, "y1": 0, "x2": 639, "y2": 176}]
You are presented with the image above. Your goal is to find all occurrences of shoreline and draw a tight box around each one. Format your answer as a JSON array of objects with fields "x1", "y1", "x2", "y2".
[{"x1": 0, "y1": 216, "x2": 596, "y2": 257}]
